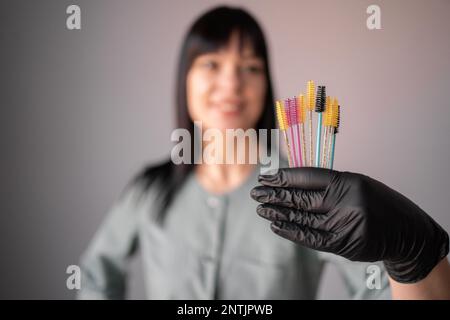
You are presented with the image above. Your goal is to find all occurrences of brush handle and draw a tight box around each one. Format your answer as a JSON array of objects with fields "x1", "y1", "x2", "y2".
[
  {"x1": 326, "y1": 127, "x2": 333, "y2": 168},
  {"x1": 308, "y1": 111, "x2": 313, "y2": 167},
  {"x1": 283, "y1": 130, "x2": 293, "y2": 168},
  {"x1": 321, "y1": 126, "x2": 329, "y2": 168},
  {"x1": 315, "y1": 113, "x2": 322, "y2": 167},
  {"x1": 300, "y1": 123, "x2": 307, "y2": 168},
  {"x1": 288, "y1": 127, "x2": 298, "y2": 167},
  {"x1": 329, "y1": 134, "x2": 336, "y2": 170},
  {"x1": 293, "y1": 124, "x2": 303, "y2": 167}
]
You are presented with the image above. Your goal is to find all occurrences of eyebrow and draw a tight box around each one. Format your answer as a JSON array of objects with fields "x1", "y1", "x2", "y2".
[
  {"x1": 200, "y1": 51, "x2": 261, "y2": 60},
  {"x1": 241, "y1": 53, "x2": 260, "y2": 59}
]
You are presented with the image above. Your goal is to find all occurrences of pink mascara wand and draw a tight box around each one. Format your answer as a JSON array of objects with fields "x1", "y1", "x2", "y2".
[
  {"x1": 290, "y1": 97, "x2": 303, "y2": 167},
  {"x1": 284, "y1": 98, "x2": 298, "y2": 167}
]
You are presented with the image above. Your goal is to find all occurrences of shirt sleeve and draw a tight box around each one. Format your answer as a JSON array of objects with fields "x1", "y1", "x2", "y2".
[
  {"x1": 319, "y1": 252, "x2": 392, "y2": 299},
  {"x1": 77, "y1": 182, "x2": 143, "y2": 299}
]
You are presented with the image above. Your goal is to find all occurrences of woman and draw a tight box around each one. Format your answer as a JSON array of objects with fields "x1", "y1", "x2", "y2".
[{"x1": 78, "y1": 6, "x2": 449, "y2": 299}]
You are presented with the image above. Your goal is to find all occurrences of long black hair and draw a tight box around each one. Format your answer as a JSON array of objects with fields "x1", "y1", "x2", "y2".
[{"x1": 132, "y1": 6, "x2": 276, "y2": 224}]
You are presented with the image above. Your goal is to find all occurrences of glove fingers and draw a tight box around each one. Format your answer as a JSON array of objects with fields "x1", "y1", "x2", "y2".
[
  {"x1": 270, "y1": 221, "x2": 331, "y2": 250},
  {"x1": 257, "y1": 204, "x2": 325, "y2": 229},
  {"x1": 258, "y1": 167, "x2": 334, "y2": 190},
  {"x1": 251, "y1": 186, "x2": 325, "y2": 211}
]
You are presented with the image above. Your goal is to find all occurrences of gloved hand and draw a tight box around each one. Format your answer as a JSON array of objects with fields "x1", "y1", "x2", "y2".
[{"x1": 250, "y1": 167, "x2": 449, "y2": 283}]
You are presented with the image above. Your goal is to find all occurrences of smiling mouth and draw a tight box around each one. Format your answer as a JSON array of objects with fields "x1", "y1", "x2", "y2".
[{"x1": 212, "y1": 103, "x2": 243, "y2": 115}]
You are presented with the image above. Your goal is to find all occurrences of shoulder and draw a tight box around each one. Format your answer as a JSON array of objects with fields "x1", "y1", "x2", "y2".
[
  {"x1": 133, "y1": 158, "x2": 173, "y2": 186},
  {"x1": 120, "y1": 158, "x2": 174, "y2": 202}
]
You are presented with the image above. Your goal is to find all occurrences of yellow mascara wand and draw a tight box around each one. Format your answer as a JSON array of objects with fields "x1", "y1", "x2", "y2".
[
  {"x1": 297, "y1": 94, "x2": 307, "y2": 167},
  {"x1": 298, "y1": 94, "x2": 307, "y2": 124},
  {"x1": 306, "y1": 80, "x2": 315, "y2": 166},
  {"x1": 275, "y1": 100, "x2": 293, "y2": 167},
  {"x1": 327, "y1": 99, "x2": 339, "y2": 169}
]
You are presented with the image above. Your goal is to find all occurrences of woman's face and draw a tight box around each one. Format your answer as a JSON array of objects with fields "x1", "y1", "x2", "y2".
[{"x1": 186, "y1": 32, "x2": 267, "y2": 131}]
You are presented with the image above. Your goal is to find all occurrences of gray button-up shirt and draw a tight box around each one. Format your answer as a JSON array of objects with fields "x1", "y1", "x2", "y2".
[{"x1": 78, "y1": 164, "x2": 391, "y2": 299}]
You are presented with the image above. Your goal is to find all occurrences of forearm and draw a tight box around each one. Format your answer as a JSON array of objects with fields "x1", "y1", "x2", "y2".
[{"x1": 389, "y1": 258, "x2": 450, "y2": 300}]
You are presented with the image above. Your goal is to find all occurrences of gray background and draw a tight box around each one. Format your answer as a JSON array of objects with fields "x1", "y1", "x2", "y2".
[{"x1": 1, "y1": 0, "x2": 449, "y2": 299}]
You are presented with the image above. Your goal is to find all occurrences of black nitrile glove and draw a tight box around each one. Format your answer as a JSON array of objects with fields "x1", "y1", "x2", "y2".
[{"x1": 250, "y1": 167, "x2": 449, "y2": 283}]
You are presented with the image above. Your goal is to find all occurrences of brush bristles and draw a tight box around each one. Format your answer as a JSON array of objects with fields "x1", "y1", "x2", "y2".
[
  {"x1": 277, "y1": 81, "x2": 341, "y2": 167},
  {"x1": 297, "y1": 94, "x2": 306, "y2": 123},
  {"x1": 315, "y1": 86, "x2": 326, "y2": 112},
  {"x1": 329, "y1": 100, "x2": 336, "y2": 127},
  {"x1": 307, "y1": 80, "x2": 315, "y2": 111},
  {"x1": 275, "y1": 100, "x2": 288, "y2": 131},
  {"x1": 323, "y1": 96, "x2": 332, "y2": 126},
  {"x1": 290, "y1": 97, "x2": 299, "y2": 125},
  {"x1": 334, "y1": 105, "x2": 341, "y2": 134},
  {"x1": 282, "y1": 101, "x2": 289, "y2": 130},
  {"x1": 284, "y1": 99, "x2": 291, "y2": 127}
]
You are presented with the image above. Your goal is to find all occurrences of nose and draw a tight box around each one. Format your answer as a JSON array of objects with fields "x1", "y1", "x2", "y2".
[{"x1": 216, "y1": 65, "x2": 242, "y2": 94}]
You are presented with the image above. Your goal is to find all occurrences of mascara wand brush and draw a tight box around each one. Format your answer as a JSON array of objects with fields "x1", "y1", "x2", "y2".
[
  {"x1": 321, "y1": 96, "x2": 332, "y2": 168},
  {"x1": 285, "y1": 98, "x2": 299, "y2": 167},
  {"x1": 275, "y1": 100, "x2": 293, "y2": 167},
  {"x1": 297, "y1": 94, "x2": 307, "y2": 167},
  {"x1": 324, "y1": 98, "x2": 337, "y2": 168},
  {"x1": 306, "y1": 80, "x2": 315, "y2": 166},
  {"x1": 329, "y1": 104, "x2": 340, "y2": 170},
  {"x1": 314, "y1": 86, "x2": 326, "y2": 167},
  {"x1": 290, "y1": 97, "x2": 303, "y2": 167}
]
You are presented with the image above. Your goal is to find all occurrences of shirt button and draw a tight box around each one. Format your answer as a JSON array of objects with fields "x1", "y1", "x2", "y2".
[{"x1": 207, "y1": 196, "x2": 220, "y2": 208}]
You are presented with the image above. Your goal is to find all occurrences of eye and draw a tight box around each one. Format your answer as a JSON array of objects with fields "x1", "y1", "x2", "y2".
[
  {"x1": 242, "y1": 65, "x2": 263, "y2": 74},
  {"x1": 201, "y1": 60, "x2": 219, "y2": 71},
  {"x1": 240, "y1": 61, "x2": 264, "y2": 75}
]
